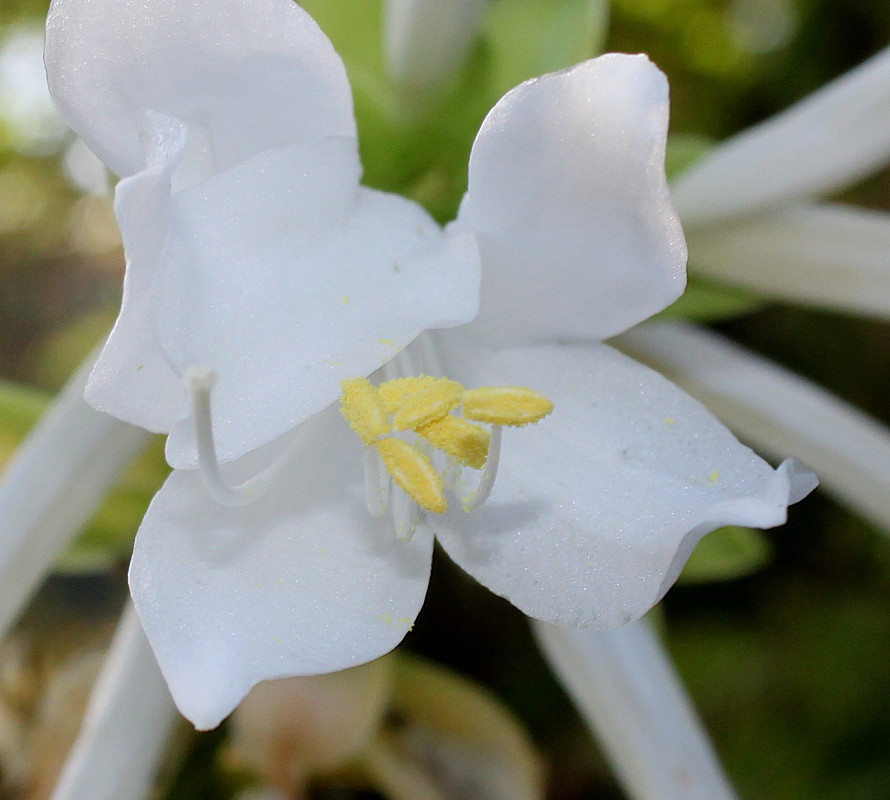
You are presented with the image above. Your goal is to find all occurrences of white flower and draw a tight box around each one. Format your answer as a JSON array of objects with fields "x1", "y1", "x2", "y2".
[
  {"x1": 378, "y1": 4, "x2": 890, "y2": 537},
  {"x1": 376, "y1": 10, "x2": 890, "y2": 798},
  {"x1": 42, "y1": 0, "x2": 815, "y2": 729},
  {"x1": 45, "y1": 0, "x2": 481, "y2": 472}
]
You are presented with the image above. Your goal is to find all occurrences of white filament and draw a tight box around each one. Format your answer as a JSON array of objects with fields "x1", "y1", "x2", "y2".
[
  {"x1": 364, "y1": 447, "x2": 390, "y2": 517},
  {"x1": 367, "y1": 336, "x2": 506, "y2": 530},
  {"x1": 186, "y1": 366, "x2": 289, "y2": 507},
  {"x1": 392, "y1": 486, "x2": 421, "y2": 541},
  {"x1": 462, "y1": 424, "x2": 501, "y2": 512}
]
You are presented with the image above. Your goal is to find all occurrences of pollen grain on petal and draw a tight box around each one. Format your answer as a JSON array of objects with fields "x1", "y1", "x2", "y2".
[
  {"x1": 340, "y1": 378, "x2": 391, "y2": 445},
  {"x1": 374, "y1": 438, "x2": 447, "y2": 514},
  {"x1": 417, "y1": 415, "x2": 490, "y2": 469},
  {"x1": 461, "y1": 386, "x2": 554, "y2": 426}
]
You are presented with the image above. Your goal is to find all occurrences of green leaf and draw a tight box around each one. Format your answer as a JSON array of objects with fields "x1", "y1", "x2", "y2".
[
  {"x1": 298, "y1": 0, "x2": 386, "y2": 80},
  {"x1": 56, "y1": 436, "x2": 169, "y2": 573},
  {"x1": 656, "y1": 276, "x2": 763, "y2": 322},
  {"x1": 0, "y1": 379, "x2": 48, "y2": 435},
  {"x1": 665, "y1": 132, "x2": 714, "y2": 181},
  {"x1": 483, "y1": 0, "x2": 610, "y2": 99},
  {"x1": 30, "y1": 310, "x2": 116, "y2": 390},
  {"x1": 679, "y1": 526, "x2": 773, "y2": 584}
]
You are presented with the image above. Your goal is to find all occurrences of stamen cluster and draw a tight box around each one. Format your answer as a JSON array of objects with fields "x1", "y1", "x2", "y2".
[{"x1": 340, "y1": 376, "x2": 553, "y2": 513}]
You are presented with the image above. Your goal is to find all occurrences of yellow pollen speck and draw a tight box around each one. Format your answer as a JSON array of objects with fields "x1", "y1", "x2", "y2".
[
  {"x1": 374, "y1": 614, "x2": 414, "y2": 630},
  {"x1": 417, "y1": 415, "x2": 490, "y2": 469},
  {"x1": 375, "y1": 438, "x2": 446, "y2": 513},
  {"x1": 378, "y1": 338, "x2": 394, "y2": 346},
  {"x1": 340, "y1": 378, "x2": 390, "y2": 445},
  {"x1": 664, "y1": 417, "x2": 676, "y2": 426},
  {"x1": 340, "y1": 294, "x2": 350, "y2": 304},
  {"x1": 462, "y1": 386, "x2": 554, "y2": 426},
  {"x1": 708, "y1": 470, "x2": 720, "y2": 484}
]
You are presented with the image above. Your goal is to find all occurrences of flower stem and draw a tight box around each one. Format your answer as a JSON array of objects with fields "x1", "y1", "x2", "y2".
[{"x1": 533, "y1": 617, "x2": 738, "y2": 800}]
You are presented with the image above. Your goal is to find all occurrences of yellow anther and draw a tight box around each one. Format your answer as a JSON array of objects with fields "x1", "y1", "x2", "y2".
[
  {"x1": 417, "y1": 415, "x2": 490, "y2": 470},
  {"x1": 378, "y1": 376, "x2": 464, "y2": 414},
  {"x1": 461, "y1": 386, "x2": 554, "y2": 426},
  {"x1": 340, "y1": 378, "x2": 390, "y2": 445},
  {"x1": 378, "y1": 376, "x2": 437, "y2": 410},
  {"x1": 343, "y1": 374, "x2": 553, "y2": 519},
  {"x1": 391, "y1": 384, "x2": 463, "y2": 432},
  {"x1": 375, "y1": 438, "x2": 447, "y2": 514}
]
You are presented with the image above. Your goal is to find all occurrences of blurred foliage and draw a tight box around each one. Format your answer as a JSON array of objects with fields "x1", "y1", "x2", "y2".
[
  {"x1": 678, "y1": 525, "x2": 773, "y2": 584},
  {"x1": 0, "y1": 0, "x2": 888, "y2": 798},
  {"x1": 300, "y1": 0, "x2": 611, "y2": 222},
  {"x1": 0, "y1": 379, "x2": 169, "y2": 572}
]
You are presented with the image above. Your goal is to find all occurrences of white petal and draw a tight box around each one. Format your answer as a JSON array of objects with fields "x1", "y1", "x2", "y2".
[
  {"x1": 45, "y1": 0, "x2": 355, "y2": 178},
  {"x1": 384, "y1": 0, "x2": 488, "y2": 92},
  {"x1": 130, "y1": 406, "x2": 433, "y2": 730},
  {"x1": 156, "y1": 139, "x2": 479, "y2": 468},
  {"x1": 51, "y1": 604, "x2": 178, "y2": 800},
  {"x1": 687, "y1": 203, "x2": 890, "y2": 317},
  {"x1": 452, "y1": 53, "x2": 686, "y2": 345},
  {"x1": 620, "y1": 321, "x2": 890, "y2": 532},
  {"x1": 672, "y1": 47, "x2": 890, "y2": 227},
  {"x1": 533, "y1": 618, "x2": 738, "y2": 800},
  {"x1": 427, "y1": 336, "x2": 807, "y2": 628},
  {"x1": 0, "y1": 356, "x2": 148, "y2": 637},
  {"x1": 85, "y1": 115, "x2": 188, "y2": 432}
]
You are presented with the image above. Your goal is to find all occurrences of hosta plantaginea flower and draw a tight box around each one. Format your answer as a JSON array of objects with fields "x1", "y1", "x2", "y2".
[
  {"x1": 45, "y1": 0, "x2": 481, "y2": 471},
  {"x1": 45, "y1": 0, "x2": 815, "y2": 730}
]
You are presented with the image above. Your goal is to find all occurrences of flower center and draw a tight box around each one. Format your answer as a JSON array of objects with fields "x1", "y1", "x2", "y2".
[
  {"x1": 339, "y1": 376, "x2": 553, "y2": 518},
  {"x1": 183, "y1": 364, "x2": 552, "y2": 533}
]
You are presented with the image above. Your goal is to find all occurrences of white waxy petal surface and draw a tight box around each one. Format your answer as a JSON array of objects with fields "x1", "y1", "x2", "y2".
[
  {"x1": 427, "y1": 336, "x2": 811, "y2": 628},
  {"x1": 620, "y1": 321, "x2": 890, "y2": 533},
  {"x1": 85, "y1": 113, "x2": 188, "y2": 432},
  {"x1": 155, "y1": 138, "x2": 479, "y2": 467},
  {"x1": 452, "y1": 53, "x2": 686, "y2": 345},
  {"x1": 672, "y1": 46, "x2": 890, "y2": 227},
  {"x1": 130, "y1": 407, "x2": 433, "y2": 730},
  {"x1": 44, "y1": 0, "x2": 355, "y2": 177},
  {"x1": 687, "y1": 203, "x2": 890, "y2": 318}
]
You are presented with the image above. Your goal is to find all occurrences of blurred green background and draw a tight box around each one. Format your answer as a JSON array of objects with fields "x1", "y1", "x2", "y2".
[{"x1": 0, "y1": 0, "x2": 888, "y2": 798}]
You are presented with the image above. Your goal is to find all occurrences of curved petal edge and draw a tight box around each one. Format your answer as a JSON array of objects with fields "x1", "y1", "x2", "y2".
[{"x1": 454, "y1": 53, "x2": 686, "y2": 345}]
